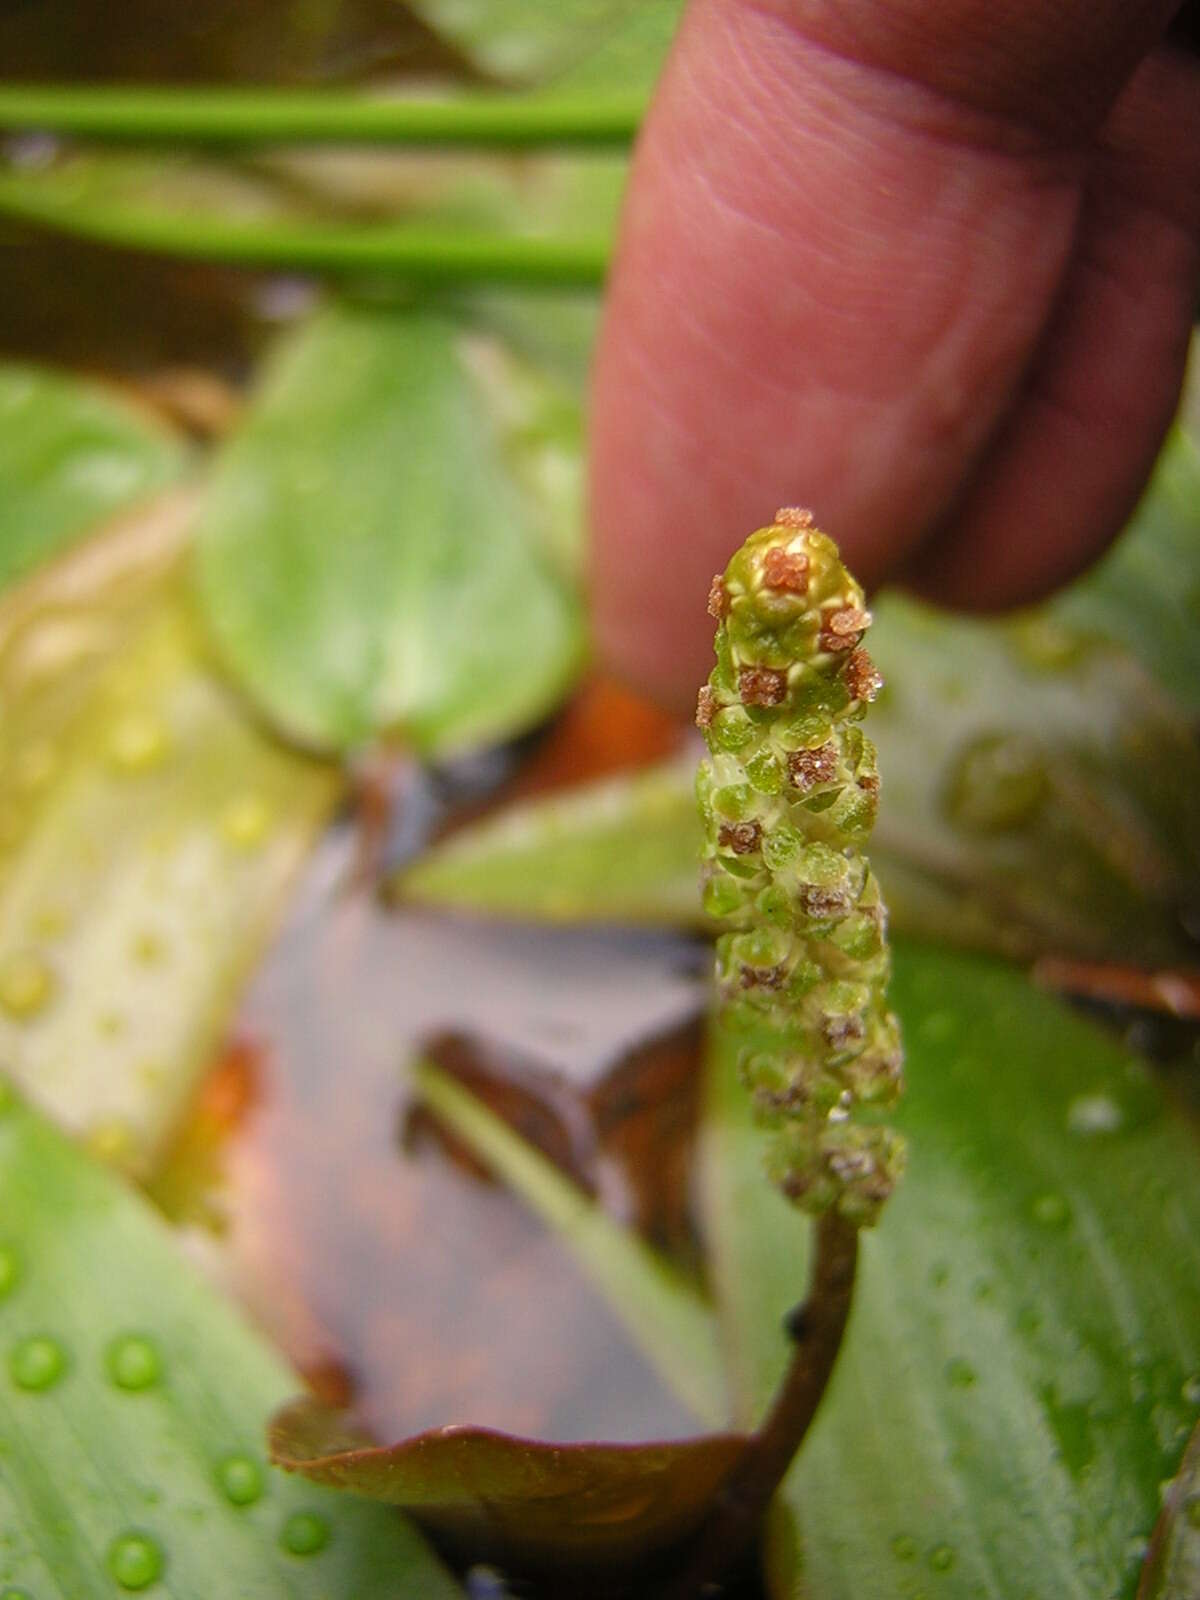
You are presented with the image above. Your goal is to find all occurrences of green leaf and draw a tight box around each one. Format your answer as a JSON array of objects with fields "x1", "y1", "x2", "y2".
[
  {"x1": 0, "y1": 504, "x2": 342, "y2": 1175},
  {"x1": 703, "y1": 941, "x2": 1200, "y2": 1599},
  {"x1": 0, "y1": 361, "x2": 186, "y2": 591},
  {"x1": 271, "y1": 1395, "x2": 745, "y2": 1577},
  {"x1": 393, "y1": 758, "x2": 702, "y2": 926},
  {"x1": 0, "y1": 1082, "x2": 463, "y2": 1598},
  {"x1": 1139, "y1": 1419, "x2": 1200, "y2": 1600},
  {"x1": 1056, "y1": 422, "x2": 1200, "y2": 714},
  {"x1": 868, "y1": 594, "x2": 1200, "y2": 964},
  {"x1": 413, "y1": 1058, "x2": 727, "y2": 1426},
  {"x1": 408, "y1": 0, "x2": 683, "y2": 92},
  {"x1": 195, "y1": 301, "x2": 586, "y2": 755}
]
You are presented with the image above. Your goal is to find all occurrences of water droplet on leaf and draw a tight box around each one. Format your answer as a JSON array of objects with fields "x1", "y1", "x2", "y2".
[
  {"x1": 9, "y1": 1335, "x2": 67, "y2": 1391},
  {"x1": 891, "y1": 1534, "x2": 917, "y2": 1561},
  {"x1": 928, "y1": 1544, "x2": 956, "y2": 1573},
  {"x1": 945, "y1": 1358, "x2": 977, "y2": 1389},
  {"x1": 107, "y1": 1531, "x2": 164, "y2": 1591},
  {"x1": 1031, "y1": 1192, "x2": 1071, "y2": 1228},
  {"x1": 1066, "y1": 1094, "x2": 1123, "y2": 1137},
  {"x1": 0, "y1": 951, "x2": 55, "y2": 1020},
  {"x1": 280, "y1": 1512, "x2": 330, "y2": 1556},
  {"x1": 105, "y1": 1335, "x2": 163, "y2": 1392},
  {"x1": 220, "y1": 794, "x2": 273, "y2": 851},
  {"x1": 944, "y1": 733, "x2": 1048, "y2": 833},
  {"x1": 108, "y1": 715, "x2": 169, "y2": 775},
  {"x1": 216, "y1": 1454, "x2": 265, "y2": 1507}
]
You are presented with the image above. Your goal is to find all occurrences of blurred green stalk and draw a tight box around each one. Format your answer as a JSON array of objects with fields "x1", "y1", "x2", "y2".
[
  {"x1": 0, "y1": 85, "x2": 643, "y2": 147},
  {"x1": 0, "y1": 171, "x2": 611, "y2": 285}
]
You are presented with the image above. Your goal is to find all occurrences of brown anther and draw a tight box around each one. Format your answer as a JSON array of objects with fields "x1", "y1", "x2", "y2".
[
  {"x1": 738, "y1": 665, "x2": 788, "y2": 707},
  {"x1": 762, "y1": 546, "x2": 809, "y2": 595},
  {"x1": 718, "y1": 820, "x2": 762, "y2": 855},
  {"x1": 799, "y1": 884, "x2": 850, "y2": 919},
  {"x1": 773, "y1": 507, "x2": 814, "y2": 529},
  {"x1": 857, "y1": 769, "x2": 880, "y2": 797},
  {"x1": 787, "y1": 742, "x2": 838, "y2": 792},
  {"x1": 707, "y1": 575, "x2": 730, "y2": 620},
  {"x1": 844, "y1": 647, "x2": 883, "y2": 701},
  {"x1": 819, "y1": 606, "x2": 869, "y2": 653},
  {"x1": 739, "y1": 963, "x2": 786, "y2": 990},
  {"x1": 695, "y1": 685, "x2": 718, "y2": 729},
  {"x1": 822, "y1": 1013, "x2": 866, "y2": 1049}
]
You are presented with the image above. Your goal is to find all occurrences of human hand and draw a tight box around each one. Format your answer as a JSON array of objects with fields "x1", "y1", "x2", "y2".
[{"x1": 588, "y1": 0, "x2": 1200, "y2": 709}]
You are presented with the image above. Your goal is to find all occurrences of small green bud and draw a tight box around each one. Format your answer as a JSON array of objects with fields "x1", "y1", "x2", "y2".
[{"x1": 697, "y1": 509, "x2": 904, "y2": 1227}]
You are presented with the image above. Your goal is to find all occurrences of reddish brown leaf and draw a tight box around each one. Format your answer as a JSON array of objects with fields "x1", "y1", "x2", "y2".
[{"x1": 270, "y1": 1396, "x2": 747, "y2": 1576}]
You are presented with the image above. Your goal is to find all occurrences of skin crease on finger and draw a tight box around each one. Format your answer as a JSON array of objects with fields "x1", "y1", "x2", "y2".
[{"x1": 587, "y1": 0, "x2": 1200, "y2": 710}]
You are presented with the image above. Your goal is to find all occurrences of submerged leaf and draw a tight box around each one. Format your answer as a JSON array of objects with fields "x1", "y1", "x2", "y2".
[
  {"x1": 0, "y1": 360, "x2": 187, "y2": 591},
  {"x1": 413, "y1": 1057, "x2": 726, "y2": 1427},
  {"x1": 703, "y1": 941, "x2": 1200, "y2": 1599},
  {"x1": 195, "y1": 301, "x2": 586, "y2": 755},
  {"x1": 0, "y1": 1084, "x2": 462, "y2": 1598},
  {"x1": 0, "y1": 505, "x2": 341, "y2": 1174},
  {"x1": 271, "y1": 1395, "x2": 745, "y2": 1577}
]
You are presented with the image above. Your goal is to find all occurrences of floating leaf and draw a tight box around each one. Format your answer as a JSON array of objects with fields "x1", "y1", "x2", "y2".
[
  {"x1": 271, "y1": 1395, "x2": 744, "y2": 1577},
  {"x1": 868, "y1": 594, "x2": 1200, "y2": 964},
  {"x1": 0, "y1": 1083, "x2": 462, "y2": 1598},
  {"x1": 395, "y1": 757, "x2": 701, "y2": 926},
  {"x1": 1057, "y1": 421, "x2": 1200, "y2": 714},
  {"x1": 1139, "y1": 1418, "x2": 1200, "y2": 1600},
  {"x1": 413, "y1": 1057, "x2": 726, "y2": 1426},
  {"x1": 0, "y1": 360, "x2": 187, "y2": 591},
  {"x1": 195, "y1": 301, "x2": 586, "y2": 755},
  {"x1": 703, "y1": 941, "x2": 1200, "y2": 1599},
  {"x1": 0, "y1": 504, "x2": 342, "y2": 1174}
]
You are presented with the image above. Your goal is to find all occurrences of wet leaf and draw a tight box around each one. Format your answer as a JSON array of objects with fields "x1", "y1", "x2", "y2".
[
  {"x1": 271, "y1": 1394, "x2": 745, "y2": 1576},
  {"x1": 399, "y1": 587, "x2": 1200, "y2": 967},
  {"x1": 0, "y1": 503, "x2": 342, "y2": 1174},
  {"x1": 0, "y1": 1082, "x2": 463, "y2": 1598},
  {"x1": 0, "y1": 361, "x2": 187, "y2": 591},
  {"x1": 1057, "y1": 421, "x2": 1200, "y2": 714},
  {"x1": 1139, "y1": 1418, "x2": 1200, "y2": 1600},
  {"x1": 408, "y1": 0, "x2": 682, "y2": 91},
  {"x1": 703, "y1": 941, "x2": 1200, "y2": 1599},
  {"x1": 413, "y1": 1056, "x2": 727, "y2": 1426},
  {"x1": 396, "y1": 757, "x2": 702, "y2": 926},
  {"x1": 195, "y1": 301, "x2": 585, "y2": 755}
]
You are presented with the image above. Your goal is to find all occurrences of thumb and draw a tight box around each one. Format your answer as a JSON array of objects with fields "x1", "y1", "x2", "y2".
[{"x1": 588, "y1": 0, "x2": 1188, "y2": 708}]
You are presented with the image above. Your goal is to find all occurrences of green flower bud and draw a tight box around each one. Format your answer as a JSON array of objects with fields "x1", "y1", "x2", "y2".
[{"x1": 697, "y1": 509, "x2": 904, "y2": 1227}]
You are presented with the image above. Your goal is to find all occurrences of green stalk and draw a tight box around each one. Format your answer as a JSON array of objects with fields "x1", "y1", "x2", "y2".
[
  {"x1": 0, "y1": 172, "x2": 610, "y2": 285},
  {"x1": 0, "y1": 84, "x2": 643, "y2": 148}
]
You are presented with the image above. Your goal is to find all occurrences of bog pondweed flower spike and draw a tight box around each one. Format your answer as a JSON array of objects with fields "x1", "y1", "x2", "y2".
[
  {"x1": 696, "y1": 506, "x2": 905, "y2": 1225},
  {"x1": 670, "y1": 511, "x2": 907, "y2": 1597}
]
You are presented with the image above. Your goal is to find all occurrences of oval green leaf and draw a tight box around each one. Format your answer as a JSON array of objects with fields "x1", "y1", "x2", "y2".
[
  {"x1": 703, "y1": 941, "x2": 1200, "y2": 1599},
  {"x1": 0, "y1": 360, "x2": 186, "y2": 592},
  {"x1": 0, "y1": 502, "x2": 341, "y2": 1174},
  {"x1": 0, "y1": 1085, "x2": 462, "y2": 1598},
  {"x1": 195, "y1": 301, "x2": 585, "y2": 755}
]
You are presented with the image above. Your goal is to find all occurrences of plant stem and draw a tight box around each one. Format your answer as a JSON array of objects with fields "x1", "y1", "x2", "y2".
[
  {"x1": 0, "y1": 174, "x2": 610, "y2": 285},
  {"x1": 0, "y1": 85, "x2": 643, "y2": 148},
  {"x1": 665, "y1": 1212, "x2": 859, "y2": 1598}
]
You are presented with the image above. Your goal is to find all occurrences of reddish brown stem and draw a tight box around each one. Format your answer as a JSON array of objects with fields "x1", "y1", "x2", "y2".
[{"x1": 664, "y1": 1212, "x2": 859, "y2": 1598}]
